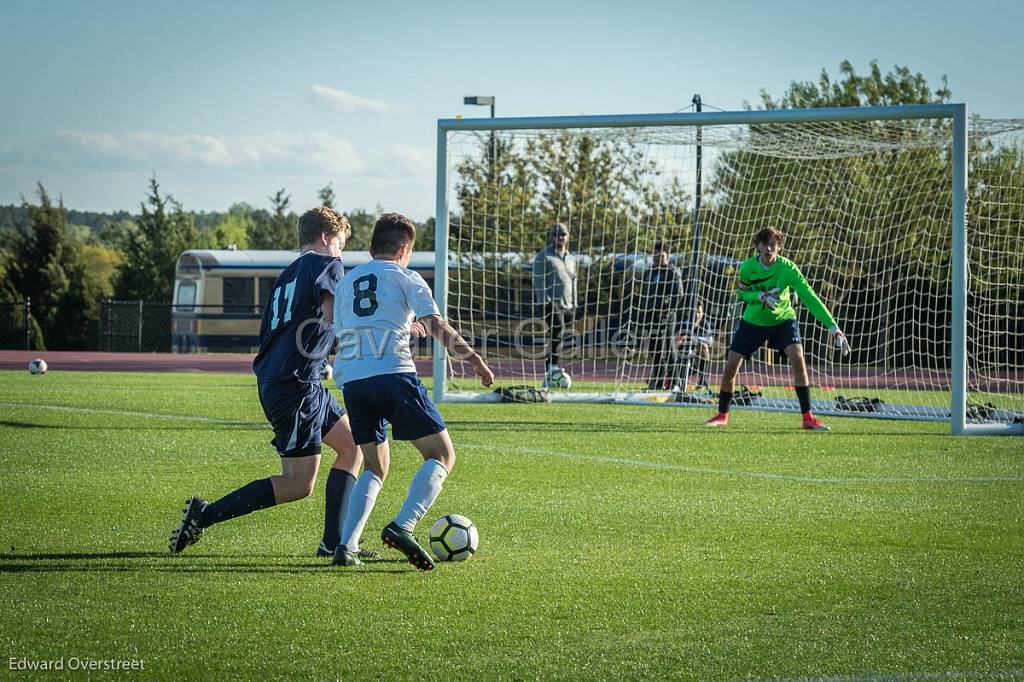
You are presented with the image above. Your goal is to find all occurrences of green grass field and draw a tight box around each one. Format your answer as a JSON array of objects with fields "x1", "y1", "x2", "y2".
[{"x1": 1, "y1": 370, "x2": 1022, "y2": 681}]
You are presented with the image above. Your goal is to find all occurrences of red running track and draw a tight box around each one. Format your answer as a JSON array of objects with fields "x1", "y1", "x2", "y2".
[
  {"x1": 2, "y1": 351, "x2": 1019, "y2": 394},
  {"x1": 0, "y1": 351, "x2": 436, "y2": 375},
  {"x1": 1, "y1": 350, "x2": 258, "y2": 373}
]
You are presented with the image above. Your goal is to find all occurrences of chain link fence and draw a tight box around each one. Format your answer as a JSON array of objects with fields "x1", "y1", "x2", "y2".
[
  {"x1": 99, "y1": 300, "x2": 173, "y2": 352},
  {"x1": 0, "y1": 300, "x2": 32, "y2": 349}
]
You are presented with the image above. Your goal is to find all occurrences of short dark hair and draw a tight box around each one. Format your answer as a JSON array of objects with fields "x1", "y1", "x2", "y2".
[
  {"x1": 297, "y1": 206, "x2": 351, "y2": 247},
  {"x1": 370, "y1": 212, "x2": 417, "y2": 256},
  {"x1": 753, "y1": 227, "x2": 784, "y2": 247},
  {"x1": 653, "y1": 241, "x2": 669, "y2": 254}
]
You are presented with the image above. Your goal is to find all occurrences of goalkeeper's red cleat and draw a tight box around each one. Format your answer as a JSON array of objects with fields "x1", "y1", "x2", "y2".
[
  {"x1": 802, "y1": 413, "x2": 831, "y2": 431},
  {"x1": 704, "y1": 412, "x2": 729, "y2": 427}
]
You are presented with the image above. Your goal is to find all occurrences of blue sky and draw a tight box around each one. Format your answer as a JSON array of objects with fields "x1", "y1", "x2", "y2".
[{"x1": 1, "y1": 0, "x2": 1020, "y2": 220}]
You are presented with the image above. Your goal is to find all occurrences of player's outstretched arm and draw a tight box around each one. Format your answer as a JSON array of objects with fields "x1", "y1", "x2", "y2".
[
  {"x1": 789, "y1": 267, "x2": 838, "y2": 329},
  {"x1": 420, "y1": 314, "x2": 494, "y2": 387}
]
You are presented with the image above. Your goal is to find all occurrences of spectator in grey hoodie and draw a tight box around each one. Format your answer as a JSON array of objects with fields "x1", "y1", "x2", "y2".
[{"x1": 532, "y1": 222, "x2": 578, "y2": 381}]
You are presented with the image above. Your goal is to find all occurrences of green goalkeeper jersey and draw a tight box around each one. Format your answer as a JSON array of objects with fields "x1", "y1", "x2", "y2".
[{"x1": 736, "y1": 254, "x2": 837, "y2": 329}]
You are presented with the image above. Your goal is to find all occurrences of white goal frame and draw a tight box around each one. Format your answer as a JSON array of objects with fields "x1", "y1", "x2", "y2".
[{"x1": 434, "y1": 103, "x2": 1020, "y2": 436}]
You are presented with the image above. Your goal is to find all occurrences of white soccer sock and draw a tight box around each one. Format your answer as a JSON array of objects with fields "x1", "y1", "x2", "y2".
[
  {"x1": 393, "y1": 459, "x2": 449, "y2": 532},
  {"x1": 341, "y1": 471, "x2": 382, "y2": 553}
]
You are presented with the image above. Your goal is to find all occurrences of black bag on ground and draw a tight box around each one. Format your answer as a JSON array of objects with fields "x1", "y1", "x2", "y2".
[
  {"x1": 495, "y1": 385, "x2": 551, "y2": 403},
  {"x1": 835, "y1": 395, "x2": 884, "y2": 413},
  {"x1": 728, "y1": 385, "x2": 763, "y2": 406},
  {"x1": 966, "y1": 402, "x2": 997, "y2": 421}
]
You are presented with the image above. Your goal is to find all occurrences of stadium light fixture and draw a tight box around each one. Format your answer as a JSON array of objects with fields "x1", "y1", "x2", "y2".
[
  {"x1": 463, "y1": 96, "x2": 497, "y2": 171},
  {"x1": 463, "y1": 95, "x2": 495, "y2": 118}
]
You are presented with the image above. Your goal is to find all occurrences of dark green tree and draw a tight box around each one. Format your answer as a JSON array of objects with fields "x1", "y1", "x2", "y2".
[
  {"x1": 344, "y1": 207, "x2": 376, "y2": 250},
  {"x1": 454, "y1": 132, "x2": 691, "y2": 254},
  {"x1": 415, "y1": 216, "x2": 436, "y2": 251},
  {"x1": 6, "y1": 185, "x2": 70, "y2": 348},
  {"x1": 96, "y1": 218, "x2": 139, "y2": 252},
  {"x1": 115, "y1": 176, "x2": 198, "y2": 301},
  {"x1": 318, "y1": 183, "x2": 336, "y2": 209},
  {"x1": 247, "y1": 188, "x2": 296, "y2": 249},
  {"x1": 757, "y1": 60, "x2": 950, "y2": 110},
  {"x1": 2, "y1": 184, "x2": 113, "y2": 349}
]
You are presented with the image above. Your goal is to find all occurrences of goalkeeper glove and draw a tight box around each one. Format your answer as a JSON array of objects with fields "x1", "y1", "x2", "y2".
[
  {"x1": 758, "y1": 288, "x2": 781, "y2": 310},
  {"x1": 830, "y1": 325, "x2": 851, "y2": 356}
]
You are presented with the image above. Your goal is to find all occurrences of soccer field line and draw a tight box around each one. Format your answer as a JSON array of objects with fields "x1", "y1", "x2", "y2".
[
  {"x1": 0, "y1": 402, "x2": 257, "y2": 427},
  {"x1": 464, "y1": 444, "x2": 1024, "y2": 484},
  {"x1": 760, "y1": 671, "x2": 1024, "y2": 682}
]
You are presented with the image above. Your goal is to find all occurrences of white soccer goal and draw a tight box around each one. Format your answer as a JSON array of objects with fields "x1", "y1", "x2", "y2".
[{"x1": 433, "y1": 105, "x2": 1024, "y2": 435}]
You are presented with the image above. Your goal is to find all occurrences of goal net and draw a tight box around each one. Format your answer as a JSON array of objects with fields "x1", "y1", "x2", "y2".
[{"x1": 434, "y1": 106, "x2": 1024, "y2": 434}]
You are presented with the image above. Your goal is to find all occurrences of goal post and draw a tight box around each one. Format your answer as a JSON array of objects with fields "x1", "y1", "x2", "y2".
[{"x1": 434, "y1": 104, "x2": 1024, "y2": 435}]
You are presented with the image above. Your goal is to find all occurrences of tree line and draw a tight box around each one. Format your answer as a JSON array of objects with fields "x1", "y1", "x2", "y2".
[{"x1": 0, "y1": 177, "x2": 434, "y2": 350}]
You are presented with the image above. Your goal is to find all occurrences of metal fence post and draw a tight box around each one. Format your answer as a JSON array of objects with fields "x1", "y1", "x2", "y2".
[
  {"x1": 25, "y1": 296, "x2": 31, "y2": 350},
  {"x1": 137, "y1": 299, "x2": 144, "y2": 352}
]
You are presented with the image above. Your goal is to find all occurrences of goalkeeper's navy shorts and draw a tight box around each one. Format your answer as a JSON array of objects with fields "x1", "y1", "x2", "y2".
[
  {"x1": 730, "y1": 319, "x2": 802, "y2": 358},
  {"x1": 258, "y1": 378, "x2": 344, "y2": 458}
]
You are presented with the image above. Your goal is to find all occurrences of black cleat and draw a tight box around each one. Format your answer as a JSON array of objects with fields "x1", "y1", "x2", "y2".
[
  {"x1": 380, "y1": 522, "x2": 434, "y2": 571},
  {"x1": 169, "y1": 496, "x2": 208, "y2": 554},
  {"x1": 332, "y1": 546, "x2": 362, "y2": 567}
]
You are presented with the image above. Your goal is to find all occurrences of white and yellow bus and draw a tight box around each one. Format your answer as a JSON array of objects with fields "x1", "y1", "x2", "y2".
[{"x1": 172, "y1": 249, "x2": 437, "y2": 353}]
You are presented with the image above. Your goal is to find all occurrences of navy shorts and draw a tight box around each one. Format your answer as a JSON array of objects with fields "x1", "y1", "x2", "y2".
[
  {"x1": 730, "y1": 319, "x2": 802, "y2": 358},
  {"x1": 258, "y1": 379, "x2": 344, "y2": 458},
  {"x1": 342, "y1": 372, "x2": 447, "y2": 446}
]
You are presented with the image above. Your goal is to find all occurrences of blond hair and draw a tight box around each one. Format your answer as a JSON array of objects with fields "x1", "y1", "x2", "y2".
[{"x1": 297, "y1": 206, "x2": 351, "y2": 247}]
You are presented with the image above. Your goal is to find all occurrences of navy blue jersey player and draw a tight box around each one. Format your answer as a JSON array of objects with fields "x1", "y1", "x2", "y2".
[{"x1": 170, "y1": 207, "x2": 376, "y2": 559}]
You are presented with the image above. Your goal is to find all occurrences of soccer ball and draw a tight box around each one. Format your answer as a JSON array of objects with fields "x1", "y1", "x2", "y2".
[
  {"x1": 429, "y1": 514, "x2": 479, "y2": 562},
  {"x1": 320, "y1": 363, "x2": 333, "y2": 382},
  {"x1": 546, "y1": 366, "x2": 572, "y2": 389},
  {"x1": 28, "y1": 358, "x2": 47, "y2": 375}
]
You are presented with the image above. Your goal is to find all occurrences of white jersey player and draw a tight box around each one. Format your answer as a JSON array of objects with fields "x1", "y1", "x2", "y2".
[{"x1": 331, "y1": 212, "x2": 494, "y2": 570}]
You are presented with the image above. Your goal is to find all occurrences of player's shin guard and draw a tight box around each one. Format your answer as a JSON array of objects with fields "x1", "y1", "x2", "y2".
[
  {"x1": 340, "y1": 472, "x2": 382, "y2": 553},
  {"x1": 393, "y1": 459, "x2": 449, "y2": 532}
]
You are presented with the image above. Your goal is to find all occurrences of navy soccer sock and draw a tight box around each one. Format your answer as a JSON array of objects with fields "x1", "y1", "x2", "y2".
[
  {"x1": 200, "y1": 478, "x2": 276, "y2": 528},
  {"x1": 322, "y1": 469, "x2": 356, "y2": 549},
  {"x1": 718, "y1": 391, "x2": 733, "y2": 414},
  {"x1": 795, "y1": 385, "x2": 812, "y2": 413}
]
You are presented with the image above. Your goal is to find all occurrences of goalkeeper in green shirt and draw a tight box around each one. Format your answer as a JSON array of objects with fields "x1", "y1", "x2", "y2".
[{"x1": 706, "y1": 227, "x2": 851, "y2": 430}]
